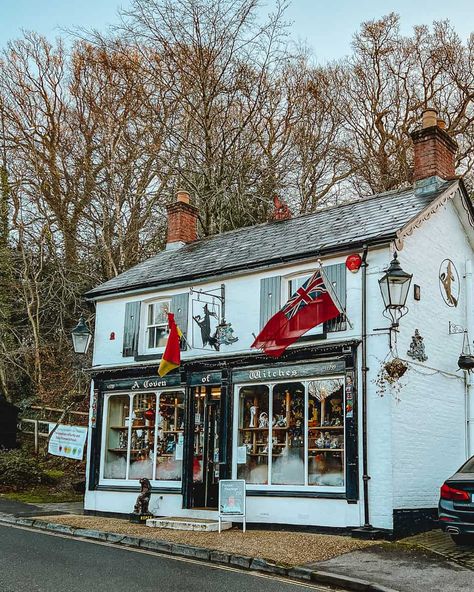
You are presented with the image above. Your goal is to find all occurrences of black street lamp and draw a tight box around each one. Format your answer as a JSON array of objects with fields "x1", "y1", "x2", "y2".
[
  {"x1": 378, "y1": 252, "x2": 413, "y2": 329},
  {"x1": 71, "y1": 316, "x2": 92, "y2": 354}
]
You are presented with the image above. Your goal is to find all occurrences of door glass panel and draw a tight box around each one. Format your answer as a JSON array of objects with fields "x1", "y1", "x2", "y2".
[
  {"x1": 271, "y1": 382, "x2": 305, "y2": 485},
  {"x1": 237, "y1": 385, "x2": 269, "y2": 484}
]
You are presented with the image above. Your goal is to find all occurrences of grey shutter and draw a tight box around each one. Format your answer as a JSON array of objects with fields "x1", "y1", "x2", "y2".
[
  {"x1": 260, "y1": 276, "x2": 281, "y2": 329},
  {"x1": 123, "y1": 301, "x2": 141, "y2": 357},
  {"x1": 171, "y1": 293, "x2": 189, "y2": 347},
  {"x1": 323, "y1": 263, "x2": 347, "y2": 332}
]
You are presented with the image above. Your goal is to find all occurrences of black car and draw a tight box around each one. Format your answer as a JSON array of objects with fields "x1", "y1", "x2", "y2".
[{"x1": 439, "y1": 455, "x2": 474, "y2": 545}]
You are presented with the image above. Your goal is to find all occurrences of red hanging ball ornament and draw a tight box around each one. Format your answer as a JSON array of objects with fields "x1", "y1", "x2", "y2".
[
  {"x1": 144, "y1": 408, "x2": 155, "y2": 422},
  {"x1": 346, "y1": 254, "x2": 362, "y2": 273}
]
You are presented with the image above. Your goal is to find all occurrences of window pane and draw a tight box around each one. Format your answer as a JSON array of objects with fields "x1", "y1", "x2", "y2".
[
  {"x1": 156, "y1": 391, "x2": 184, "y2": 481},
  {"x1": 128, "y1": 393, "x2": 155, "y2": 480},
  {"x1": 237, "y1": 385, "x2": 269, "y2": 484},
  {"x1": 153, "y1": 301, "x2": 169, "y2": 325},
  {"x1": 271, "y1": 382, "x2": 305, "y2": 485},
  {"x1": 148, "y1": 326, "x2": 168, "y2": 348},
  {"x1": 104, "y1": 395, "x2": 130, "y2": 479},
  {"x1": 308, "y1": 378, "x2": 344, "y2": 487}
]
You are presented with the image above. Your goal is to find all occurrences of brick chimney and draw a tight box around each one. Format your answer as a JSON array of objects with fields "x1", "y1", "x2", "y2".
[
  {"x1": 166, "y1": 190, "x2": 198, "y2": 250},
  {"x1": 411, "y1": 108, "x2": 457, "y2": 190}
]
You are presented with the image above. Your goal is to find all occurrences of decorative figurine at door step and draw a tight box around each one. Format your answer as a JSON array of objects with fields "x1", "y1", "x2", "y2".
[
  {"x1": 407, "y1": 329, "x2": 428, "y2": 362},
  {"x1": 129, "y1": 478, "x2": 154, "y2": 524}
]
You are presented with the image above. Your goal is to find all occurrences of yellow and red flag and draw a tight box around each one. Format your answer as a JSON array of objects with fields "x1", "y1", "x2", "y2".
[{"x1": 158, "y1": 313, "x2": 183, "y2": 377}]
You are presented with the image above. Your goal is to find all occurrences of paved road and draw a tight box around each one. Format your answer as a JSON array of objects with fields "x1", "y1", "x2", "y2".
[{"x1": 0, "y1": 524, "x2": 337, "y2": 592}]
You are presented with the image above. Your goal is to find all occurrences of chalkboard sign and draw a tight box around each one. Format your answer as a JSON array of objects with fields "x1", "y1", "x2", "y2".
[{"x1": 218, "y1": 479, "x2": 246, "y2": 532}]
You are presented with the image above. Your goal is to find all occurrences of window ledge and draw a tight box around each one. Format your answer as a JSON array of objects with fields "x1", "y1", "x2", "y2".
[
  {"x1": 96, "y1": 484, "x2": 182, "y2": 493},
  {"x1": 245, "y1": 489, "x2": 348, "y2": 499}
]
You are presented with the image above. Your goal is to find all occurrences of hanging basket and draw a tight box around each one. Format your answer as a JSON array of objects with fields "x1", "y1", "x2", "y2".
[
  {"x1": 383, "y1": 358, "x2": 408, "y2": 380},
  {"x1": 458, "y1": 355, "x2": 474, "y2": 371}
]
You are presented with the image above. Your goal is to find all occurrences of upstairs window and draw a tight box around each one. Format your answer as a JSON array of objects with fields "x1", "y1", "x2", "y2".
[{"x1": 147, "y1": 300, "x2": 170, "y2": 349}]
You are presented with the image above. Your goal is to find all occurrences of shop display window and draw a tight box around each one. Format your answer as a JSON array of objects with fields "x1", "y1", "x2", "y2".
[
  {"x1": 307, "y1": 378, "x2": 344, "y2": 487},
  {"x1": 271, "y1": 382, "x2": 305, "y2": 485},
  {"x1": 237, "y1": 385, "x2": 269, "y2": 484},
  {"x1": 235, "y1": 377, "x2": 345, "y2": 488},
  {"x1": 102, "y1": 390, "x2": 184, "y2": 482}
]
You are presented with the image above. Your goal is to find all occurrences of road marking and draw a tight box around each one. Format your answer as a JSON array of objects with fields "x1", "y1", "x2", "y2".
[{"x1": 0, "y1": 522, "x2": 334, "y2": 591}]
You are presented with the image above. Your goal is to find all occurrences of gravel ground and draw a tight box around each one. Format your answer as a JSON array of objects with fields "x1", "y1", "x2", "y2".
[{"x1": 34, "y1": 514, "x2": 375, "y2": 566}]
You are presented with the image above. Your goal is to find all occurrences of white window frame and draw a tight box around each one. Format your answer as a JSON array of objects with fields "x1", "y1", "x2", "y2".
[
  {"x1": 231, "y1": 376, "x2": 346, "y2": 493},
  {"x1": 99, "y1": 389, "x2": 185, "y2": 488},
  {"x1": 143, "y1": 298, "x2": 171, "y2": 352}
]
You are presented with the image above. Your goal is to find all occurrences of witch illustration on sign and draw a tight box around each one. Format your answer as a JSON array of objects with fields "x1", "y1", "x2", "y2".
[{"x1": 193, "y1": 303, "x2": 219, "y2": 350}]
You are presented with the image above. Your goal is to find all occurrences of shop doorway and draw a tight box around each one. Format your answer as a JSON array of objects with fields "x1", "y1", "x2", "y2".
[{"x1": 190, "y1": 385, "x2": 221, "y2": 509}]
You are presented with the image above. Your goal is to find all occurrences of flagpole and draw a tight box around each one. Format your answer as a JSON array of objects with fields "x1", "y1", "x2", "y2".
[{"x1": 318, "y1": 260, "x2": 354, "y2": 329}]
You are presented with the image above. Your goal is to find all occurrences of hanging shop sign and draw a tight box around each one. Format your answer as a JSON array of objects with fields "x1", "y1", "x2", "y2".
[
  {"x1": 218, "y1": 479, "x2": 246, "y2": 533},
  {"x1": 103, "y1": 374, "x2": 181, "y2": 391},
  {"x1": 189, "y1": 371, "x2": 223, "y2": 386},
  {"x1": 48, "y1": 424, "x2": 88, "y2": 460},
  {"x1": 232, "y1": 360, "x2": 345, "y2": 384},
  {"x1": 439, "y1": 259, "x2": 459, "y2": 307}
]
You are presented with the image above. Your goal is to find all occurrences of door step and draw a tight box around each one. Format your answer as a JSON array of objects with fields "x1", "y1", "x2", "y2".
[{"x1": 146, "y1": 517, "x2": 232, "y2": 532}]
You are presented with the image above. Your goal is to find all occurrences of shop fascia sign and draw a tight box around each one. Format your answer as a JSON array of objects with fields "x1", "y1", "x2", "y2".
[
  {"x1": 104, "y1": 374, "x2": 181, "y2": 391},
  {"x1": 232, "y1": 360, "x2": 345, "y2": 383}
]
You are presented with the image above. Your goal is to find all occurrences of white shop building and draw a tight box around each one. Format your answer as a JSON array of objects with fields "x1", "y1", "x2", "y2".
[{"x1": 83, "y1": 110, "x2": 474, "y2": 536}]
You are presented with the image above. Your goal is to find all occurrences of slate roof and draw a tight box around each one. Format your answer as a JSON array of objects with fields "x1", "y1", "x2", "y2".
[{"x1": 86, "y1": 181, "x2": 454, "y2": 298}]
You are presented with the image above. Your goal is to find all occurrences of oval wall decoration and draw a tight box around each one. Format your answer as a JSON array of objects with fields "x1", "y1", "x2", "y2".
[{"x1": 439, "y1": 259, "x2": 460, "y2": 307}]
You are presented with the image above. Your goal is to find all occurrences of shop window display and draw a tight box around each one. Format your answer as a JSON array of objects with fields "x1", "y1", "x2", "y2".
[
  {"x1": 308, "y1": 378, "x2": 345, "y2": 486},
  {"x1": 236, "y1": 377, "x2": 345, "y2": 488},
  {"x1": 271, "y1": 383, "x2": 305, "y2": 485},
  {"x1": 237, "y1": 385, "x2": 269, "y2": 484},
  {"x1": 103, "y1": 390, "x2": 184, "y2": 482}
]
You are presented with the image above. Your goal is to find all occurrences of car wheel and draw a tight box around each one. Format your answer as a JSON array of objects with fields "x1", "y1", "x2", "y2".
[{"x1": 451, "y1": 534, "x2": 474, "y2": 546}]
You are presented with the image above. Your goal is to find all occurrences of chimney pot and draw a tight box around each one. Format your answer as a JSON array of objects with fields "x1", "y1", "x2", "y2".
[
  {"x1": 176, "y1": 190, "x2": 190, "y2": 204},
  {"x1": 437, "y1": 118, "x2": 446, "y2": 130},
  {"x1": 422, "y1": 108, "x2": 438, "y2": 128}
]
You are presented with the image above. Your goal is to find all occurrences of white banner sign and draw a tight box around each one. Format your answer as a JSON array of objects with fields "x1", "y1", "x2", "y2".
[{"x1": 48, "y1": 424, "x2": 88, "y2": 460}]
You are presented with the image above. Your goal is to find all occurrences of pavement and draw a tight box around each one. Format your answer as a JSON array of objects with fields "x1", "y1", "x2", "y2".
[{"x1": 0, "y1": 498, "x2": 473, "y2": 591}]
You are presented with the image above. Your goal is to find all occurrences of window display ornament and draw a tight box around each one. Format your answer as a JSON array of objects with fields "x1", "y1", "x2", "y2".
[{"x1": 407, "y1": 329, "x2": 428, "y2": 362}]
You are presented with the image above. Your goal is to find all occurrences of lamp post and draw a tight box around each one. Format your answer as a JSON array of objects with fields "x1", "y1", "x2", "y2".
[
  {"x1": 71, "y1": 316, "x2": 92, "y2": 355},
  {"x1": 378, "y1": 252, "x2": 413, "y2": 330}
]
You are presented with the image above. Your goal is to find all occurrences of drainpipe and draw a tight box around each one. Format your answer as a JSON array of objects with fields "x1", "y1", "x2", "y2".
[
  {"x1": 465, "y1": 260, "x2": 474, "y2": 457},
  {"x1": 361, "y1": 244, "x2": 371, "y2": 528}
]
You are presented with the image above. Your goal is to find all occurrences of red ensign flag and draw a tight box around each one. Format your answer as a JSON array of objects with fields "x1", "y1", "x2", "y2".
[{"x1": 251, "y1": 269, "x2": 342, "y2": 357}]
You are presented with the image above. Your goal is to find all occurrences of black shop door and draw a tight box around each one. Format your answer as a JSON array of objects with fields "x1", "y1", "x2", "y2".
[{"x1": 189, "y1": 385, "x2": 221, "y2": 509}]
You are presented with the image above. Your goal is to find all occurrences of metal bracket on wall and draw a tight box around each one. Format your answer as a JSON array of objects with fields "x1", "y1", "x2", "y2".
[{"x1": 449, "y1": 321, "x2": 466, "y2": 335}]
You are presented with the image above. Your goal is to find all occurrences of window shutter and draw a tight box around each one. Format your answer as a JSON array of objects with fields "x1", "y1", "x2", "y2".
[
  {"x1": 323, "y1": 263, "x2": 347, "y2": 332},
  {"x1": 122, "y1": 301, "x2": 141, "y2": 357},
  {"x1": 171, "y1": 293, "x2": 189, "y2": 343},
  {"x1": 260, "y1": 276, "x2": 281, "y2": 329}
]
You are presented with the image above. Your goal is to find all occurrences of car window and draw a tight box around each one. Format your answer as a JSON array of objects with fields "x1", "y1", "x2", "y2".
[{"x1": 459, "y1": 457, "x2": 474, "y2": 473}]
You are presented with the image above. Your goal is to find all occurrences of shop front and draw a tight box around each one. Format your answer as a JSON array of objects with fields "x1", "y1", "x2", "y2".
[{"x1": 87, "y1": 344, "x2": 359, "y2": 525}]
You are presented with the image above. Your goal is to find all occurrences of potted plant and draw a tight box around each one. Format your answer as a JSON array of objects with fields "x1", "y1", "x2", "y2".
[{"x1": 374, "y1": 357, "x2": 408, "y2": 399}]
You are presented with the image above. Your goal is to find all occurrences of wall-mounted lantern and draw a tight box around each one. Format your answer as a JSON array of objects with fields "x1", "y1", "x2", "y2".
[
  {"x1": 378, "y1": 252, "x2": 413, "y2": 329},
  {"x1": 71, "y1": 316, "x2": 92, "y2": 354}
]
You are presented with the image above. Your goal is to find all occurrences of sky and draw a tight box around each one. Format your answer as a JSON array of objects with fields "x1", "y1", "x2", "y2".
[{"x1": 0, "y1": 0, "x2": 473, "y2": 62}]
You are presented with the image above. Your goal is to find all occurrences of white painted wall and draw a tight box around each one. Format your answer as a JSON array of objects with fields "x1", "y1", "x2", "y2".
[
  {"x1": 91, "y1": 253, "x2": 362, "y2": 368},
  {"x1": 388, "y1": 196, "x2": 471, "y2": 512}
]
